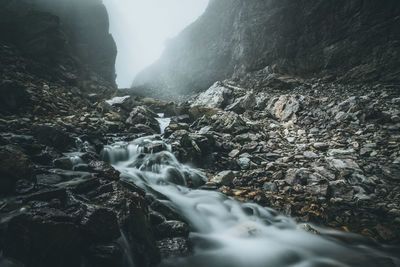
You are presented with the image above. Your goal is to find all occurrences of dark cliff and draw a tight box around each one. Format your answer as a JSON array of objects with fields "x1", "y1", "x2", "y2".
[
  {"x1": 133, "y1": 0, "x2": 400, "y2": 98},
  {"x1": 0, "y1": 0, "x2": 117, "y2": 89}
]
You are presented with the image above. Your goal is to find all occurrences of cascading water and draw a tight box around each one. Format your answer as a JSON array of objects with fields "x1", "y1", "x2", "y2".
[{"x1": 102, "y1": 118, "x2": 400, "y2": 267}]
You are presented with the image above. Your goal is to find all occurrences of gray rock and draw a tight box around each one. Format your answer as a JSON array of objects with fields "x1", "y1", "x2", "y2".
[
  {"x1": 303, "y1": 151, "x2": 318, "y2": 158},
  {"x1": 237, "y1": 157, "x2": 251, "y2": 170},
  {"x1": 326, "y1": 157, "x2": 361, "y2": 172},
  {"x1": 211, "y1": 170, "x2": 235, "y2": 186}
]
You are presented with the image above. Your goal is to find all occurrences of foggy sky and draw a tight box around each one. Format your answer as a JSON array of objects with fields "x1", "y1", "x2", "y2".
[{"x1": 103, "y1": 0, "x2": 209, "y2": 88}]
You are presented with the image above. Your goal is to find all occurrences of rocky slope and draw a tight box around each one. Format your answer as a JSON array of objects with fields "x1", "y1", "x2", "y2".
[
  {"x1": 162, "y1": 77, "x2": 400, "y2": 243},
  {"x1": 133, "y1": 0, "x2": 400, "y2": 98},
  {"x1": 0, "y1": 0, "x2": 117, "y2": 89}
]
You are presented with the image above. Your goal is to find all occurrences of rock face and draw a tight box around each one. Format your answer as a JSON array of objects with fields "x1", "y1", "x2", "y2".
[
  {"x1": 133, "y1": 0, "x2": 400, "y2": 98},
  {"x1": 0, "y1": 0, "x2": 117, "y2": 89}
]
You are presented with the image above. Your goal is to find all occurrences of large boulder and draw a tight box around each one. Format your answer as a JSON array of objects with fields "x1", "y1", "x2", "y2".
[
  {"x1": 126, "y1": 106, "x2": 160, "y2": 134},
  {"x1": 190, "y1": 81, "x2": 233, "y2": 109}
]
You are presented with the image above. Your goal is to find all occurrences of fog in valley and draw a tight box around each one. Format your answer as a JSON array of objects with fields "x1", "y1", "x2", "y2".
[{"x1": 103, "y1": 0, "x2": 209, "y2": 88}]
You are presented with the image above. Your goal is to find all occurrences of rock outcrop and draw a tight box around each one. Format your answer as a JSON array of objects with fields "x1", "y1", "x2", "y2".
[
  {"x1": 0, "y1": 0, "x2": 117, "y2": 90},
  {"x1": 133, "y1": 0, "x2": 400, "y2": 98}
]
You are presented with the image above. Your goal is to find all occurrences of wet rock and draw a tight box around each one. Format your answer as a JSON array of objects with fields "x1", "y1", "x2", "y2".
[
  {"x1": 22, "y1": 188, "x2": 67, "y2": 203},
  {"x1": 81, "y1": 205, "x2": 121, "y2": 242},
  {"x1": 3, "y1": 213, "x2": 82, "y2": 267},
  {"x1": 36, "y1": 173, "x2": 64, "y2": 185},
  {"x1": 88, "y1": 160, "x2": 120, "y2": 180},
  {"x1": 86, "y1": 242, "x2": 123, "y2": 267},
  {"x1": 0, "y1": 145, "x2": 35, "y2": 195},
  {"x1": 157, "y1": 237, "x2": 192, "y2": 259},
  {"x1": 34, "y1": 126, "x2": 75, "y2": 151},
  {"x1": 150, "y1": 201, "x2": 183, "y2": 222},
  {"x1": 155, "y1": 220, "x2": 190, "y2": 239},
  {"x1": 126, "y1": 106, "x2": 160, "y2": 133},
  {"x1": 53, "y1": 157, "x2": 73, "y2": 170}
]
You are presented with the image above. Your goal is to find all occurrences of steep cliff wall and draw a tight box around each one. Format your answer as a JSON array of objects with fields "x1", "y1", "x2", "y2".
[
  {"x1": 0, "y1": 0, "x2": 117, "y2": 89},
  {"x1": 133, "y1": 0, "x2": 400, "y2": 97}
]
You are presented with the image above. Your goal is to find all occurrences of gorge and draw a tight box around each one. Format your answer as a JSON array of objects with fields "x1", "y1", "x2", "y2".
[{"x1": 0, "y1": 1, "x2": 399, "y2": 267}]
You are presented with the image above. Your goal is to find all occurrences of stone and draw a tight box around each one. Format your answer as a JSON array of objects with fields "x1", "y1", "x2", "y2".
[
  {"x1": 155, "y1": 221, "x2": 190, "y2": 239},
  {"x1": 86, "y1": 243, "x2": 124, "y2": 267},
  {"x1": 211, "y1": 170, "x2": 235, "y2": 186},
  {"x1": 105, "y1": 95, "x2": 133, "y2": 110},
  {"x1": 190, "y1": 81, "x2": 232, "y2": 108},
  {"x1": 326, "y1": 158, "x2": 361, "y2": 172},
  {"x1": 0, "y1": 145, "x2": 35, "y2": 195},
  {"x1": 327, "y1": 148, "x2": 355, "y2": 156},
  {"x1": 303, "y1": 151, "x2": 318, "y2": 158},
  {"x1": 228, "y1": 149, "x2": 240, "y2": 158},
  {"x1": 188, "y1": 106, "x2": 220, "y2": 121},
  {"x1": 88, "y1": 160, "x2": 120, "y2": 180},
  {"x1": 225, "y1": 92, "x2": 256, "y2": 113},
  {"x1": 237, "y1": 157, "x2": 251, "y2": 170},
  {"x1": 53, "y1": 157, "x2": 73, "y2": 170},
  {"x1": 34, "y1": 126, "x2": 75, "y2": 151},
  {"x1": 126, "y1": 106, "x2": 160, "y2": 133},
  {"x1": 313, "y1": 142, "x2": 329, "y2": 151},
  {"x1": 80, "y1": 205, "x2": 121, "y2": 242},
  {"x1": 157, "y1": 237, "x2": 192, "y2": 259}
]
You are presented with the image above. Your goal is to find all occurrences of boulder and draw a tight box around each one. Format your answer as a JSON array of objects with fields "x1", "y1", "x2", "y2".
[
  {"x1": 211, "y1": 170, "x2": 235, "y2": 186},
  {"x1": 80, "y1": 205, "x2": 121, "y2": 242},
  {"x1": 126, "y1": 106, "x2": 160, "y2": 133},
  {"x1": 190, "y1": 81, "x2": 232, "y2": 109},
  {"x1": 188, "y1": 106, "x2": 220, "y2": 121}
]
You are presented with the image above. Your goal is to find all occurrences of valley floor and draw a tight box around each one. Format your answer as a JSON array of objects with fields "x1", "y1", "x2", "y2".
[{"x1": 1, "y1": 65, "x2": 399, "y2": 265}]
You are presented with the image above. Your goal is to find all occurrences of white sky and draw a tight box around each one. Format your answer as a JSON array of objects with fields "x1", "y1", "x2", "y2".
[{"x1": 103, "y1": 0, "x2": 209, "y2": 88}]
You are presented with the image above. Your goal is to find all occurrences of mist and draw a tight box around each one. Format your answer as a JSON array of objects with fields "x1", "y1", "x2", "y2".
[{"x1": 103, "y1": 0, "x2": 209, "y2": 88}]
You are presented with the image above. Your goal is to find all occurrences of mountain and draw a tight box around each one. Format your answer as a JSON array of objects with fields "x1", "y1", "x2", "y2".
[
  {"x1": 133, "y1": 0, "x2": 400, "y2": 98},
  {"x1": 0, "y1": 0, "x2": 117, "y2": 89}
]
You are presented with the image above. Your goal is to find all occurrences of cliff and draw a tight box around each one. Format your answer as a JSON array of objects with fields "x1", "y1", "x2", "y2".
[
  {"x1": 0, "y1": 0, "x2": 117, "y2": 89},
  {"x1": 133, "y1": 0, "x2": 400, "y2": 98}
]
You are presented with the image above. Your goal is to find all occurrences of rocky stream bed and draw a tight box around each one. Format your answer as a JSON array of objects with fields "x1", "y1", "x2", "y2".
[{"x1": 1, "y1": 73, "x2": 400, "y2": 266}]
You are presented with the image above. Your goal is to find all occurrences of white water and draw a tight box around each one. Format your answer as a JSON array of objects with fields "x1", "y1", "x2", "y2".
[
  {"x1": 102, "y1": 119, "x2": 400, "y2": 267},
  {"x1": 156, "y1": 113, "x2": 171, "y2": 134}
]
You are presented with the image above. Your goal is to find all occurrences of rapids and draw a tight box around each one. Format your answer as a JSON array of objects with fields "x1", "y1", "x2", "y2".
[{"x1": 101, "y1": 117, "x2": 400, "y2": 267}]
